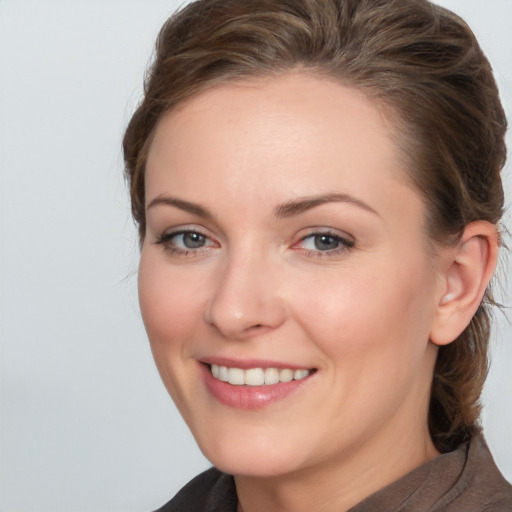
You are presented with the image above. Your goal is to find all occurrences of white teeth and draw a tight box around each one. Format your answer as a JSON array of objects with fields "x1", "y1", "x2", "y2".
[
  {"x1": 294, "y1": 369, "x2": 309, "y2": 380},
  {"x1": 228, "y1": 367, "x2": 245, "y2": 386},
  {"x1": 264, "y1": 367, "x2": 280, "y2": 385},
  {"x1": 279, "y1": 368, "x2": 294, "y2": 382},
  {"x1": 218, "y1": 365, "x2": 229, "y2": 382},
  {"x1": 244, "y1": 368, "x2": 265, "y2": 386},
  {"x1": 210, "y1": 364, "x2": 311, "y2": 386}
]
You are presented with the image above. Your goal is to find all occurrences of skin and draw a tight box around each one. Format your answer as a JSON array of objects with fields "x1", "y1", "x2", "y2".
[{"x1": 138, "y1": 73, "x2": 497, "y2": 512}]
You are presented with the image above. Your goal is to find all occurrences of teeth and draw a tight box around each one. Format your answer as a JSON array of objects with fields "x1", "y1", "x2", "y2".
[
  {"x1": 210, "y1": 364, "x2": 311, "y2": 386},
  {"x1": 294, "y1": 369, "x2": 309, "y2": 380},
  {"x1": 228, "y1": 367, "x2": 245, "y2": 385},
  {"x1": 279, "y1": 368, "x2": 294, "y2": 382},
  {"x1": 245, "y1": 368, "x2": 265, "y2": 386},
  {"x1": 218, "y1": 366, "x2": 229, "y2": 382},
  {"x1": 264, "y1": 367, "x2": 280, "y2": 385}
]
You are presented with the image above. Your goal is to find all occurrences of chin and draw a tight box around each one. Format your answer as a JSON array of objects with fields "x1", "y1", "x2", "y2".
[
  {"x1": 207, "y1": 451, "x2": 306, "y2": 479},
  {"x1": 194, "y1": 428, "x2": 310, "y2": 478}
]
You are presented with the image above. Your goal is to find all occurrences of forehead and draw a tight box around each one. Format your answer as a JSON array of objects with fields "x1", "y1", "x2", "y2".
[{"x1": 145, "y1": 72, "x2": 422, "y2": 224}]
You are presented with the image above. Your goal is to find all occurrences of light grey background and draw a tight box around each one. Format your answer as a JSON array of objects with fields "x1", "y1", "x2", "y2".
[{"x1": 0, "y1": 1, "x2": 510, "y2": 511}]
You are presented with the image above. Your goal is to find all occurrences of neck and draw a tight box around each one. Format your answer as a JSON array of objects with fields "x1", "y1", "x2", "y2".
[{"x1": 235, "y1": 424, "x2": 439, "y2": 512}]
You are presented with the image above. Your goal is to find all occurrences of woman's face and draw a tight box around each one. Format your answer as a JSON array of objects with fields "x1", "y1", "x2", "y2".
[{"x1": 139, "y1": 73, "x2": 446, "y2": 478}]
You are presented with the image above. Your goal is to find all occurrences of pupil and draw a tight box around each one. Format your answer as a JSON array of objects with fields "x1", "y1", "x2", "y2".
[
  {"x1": 314, "y1": 235, "x2": 339, "y2": 251},
  {"x1": 183, "y1": 232, "x2": 205, "y2": 248}
]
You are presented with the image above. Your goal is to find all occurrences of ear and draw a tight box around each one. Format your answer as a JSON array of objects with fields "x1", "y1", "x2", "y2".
[{"x1": 429, "y1": 221, "x2": 499, "y2": 346}]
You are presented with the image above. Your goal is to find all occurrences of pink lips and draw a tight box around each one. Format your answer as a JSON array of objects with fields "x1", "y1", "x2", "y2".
[{"x1": 200, "y1": 361, "x2": 314, "y2": 409}]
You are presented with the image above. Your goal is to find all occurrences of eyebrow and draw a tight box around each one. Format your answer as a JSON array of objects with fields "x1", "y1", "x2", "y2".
[
  {"x1": 145, "y1": 192, "x2": 378, "y2": 219},
  {"x1": 273, "y1": 193, "x2": 379, "y2": 219},
  {"x1": 146, "y1": 195, "x2": 213, "y2": 219}
]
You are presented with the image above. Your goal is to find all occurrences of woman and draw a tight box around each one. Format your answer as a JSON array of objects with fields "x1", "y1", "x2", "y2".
[{"x1": 123, "y1": 0, "x2": 512, "y2": 510}]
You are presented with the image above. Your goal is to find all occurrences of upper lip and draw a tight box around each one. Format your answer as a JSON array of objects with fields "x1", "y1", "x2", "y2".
[{"x1": 199, "y1": 356, "x2": 314, "y2": 370}]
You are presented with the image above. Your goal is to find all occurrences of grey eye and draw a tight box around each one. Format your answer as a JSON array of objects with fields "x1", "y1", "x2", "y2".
[
  {"x1": 313, "y1": 234, "x2": 341, "y2": 251},
  {"x1": 301, "y1": 234, "x2": 342, "y2": 251},
  {"x1": 298, "y1": 232, "x2": 354, "y2": 254},
  {"x1": 180, "y1": 232, "x2": 207, "y2": 249}
]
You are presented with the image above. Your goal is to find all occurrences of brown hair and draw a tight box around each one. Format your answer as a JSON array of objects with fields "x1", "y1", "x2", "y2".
[{"x1": 123, "y1": 0, "x2": 507, "y2": 452}]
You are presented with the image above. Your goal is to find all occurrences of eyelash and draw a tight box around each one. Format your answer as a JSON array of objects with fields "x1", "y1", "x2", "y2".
[
  {"x1": 295, "y1": 231, "x2": 355, "y2": 257},
  {"x1": 154, "y1": 229, "x2": 355, "y2": 258},
  {"x1": 154, "y1": 229, "x2": 215, "y2": 256}
]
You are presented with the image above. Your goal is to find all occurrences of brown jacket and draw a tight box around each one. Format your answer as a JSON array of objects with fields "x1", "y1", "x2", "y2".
[{"x1": 155, "y1": 435, "x2": 512, "y2": 511}]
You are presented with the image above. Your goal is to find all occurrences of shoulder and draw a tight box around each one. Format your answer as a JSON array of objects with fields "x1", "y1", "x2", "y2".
[
  {"x1": 153, "y1": 467, "x2": 237, "y2": 512},
  {"x1": 437, "y1": 435, "x2": 512, "y2": 512},
  {"x1": 350, "y1": 434, "x2": 512, "y2": 512}
]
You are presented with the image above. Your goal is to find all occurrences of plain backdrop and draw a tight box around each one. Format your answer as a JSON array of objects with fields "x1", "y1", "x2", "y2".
[{"x1": 0, "y1": 1, "x2": 511, "y2": 511}]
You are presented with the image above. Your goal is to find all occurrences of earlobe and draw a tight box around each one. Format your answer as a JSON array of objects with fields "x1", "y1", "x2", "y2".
[{"x1": 430, "y1": 221, "x2": 499, "y2": 346}]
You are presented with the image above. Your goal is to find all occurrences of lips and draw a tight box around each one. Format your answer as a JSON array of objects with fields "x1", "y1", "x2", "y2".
[{"x1": 201, "y1": 361, "x2": 316, "y2": 409}]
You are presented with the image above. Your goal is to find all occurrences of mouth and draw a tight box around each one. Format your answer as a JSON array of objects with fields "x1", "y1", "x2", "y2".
[{"x1": 209, "y1": 364, "x2": 314, "y2": 386}]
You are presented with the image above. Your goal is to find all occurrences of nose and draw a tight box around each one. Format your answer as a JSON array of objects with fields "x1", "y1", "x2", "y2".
[{"x1": 203, "y1": 250, "x2": 286, "y2": 340}]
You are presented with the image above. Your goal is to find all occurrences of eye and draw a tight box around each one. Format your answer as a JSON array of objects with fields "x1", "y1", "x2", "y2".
[
  {"x1": 296, "y1": 231, "x2": 354, "y2": 255},
  {"x1": 175, "y1": 231, "x2": 208, "y2": 249},
  {"x1": 155, "y1": 229, "x2": 216, "y2": 255}
]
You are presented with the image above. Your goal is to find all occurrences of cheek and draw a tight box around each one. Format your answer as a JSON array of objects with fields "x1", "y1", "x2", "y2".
[
  {"x1": 138, "y1": 251, "x2": 206, "y2": 351},
  {"x1": 288, "y1": 261, "x2": 438, "y2": 432},
  {"x1": 291, "y1": 257, "x2": 436, "y2": 363}
]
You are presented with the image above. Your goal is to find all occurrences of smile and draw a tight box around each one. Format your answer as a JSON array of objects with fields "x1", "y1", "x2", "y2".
[{"x1": 210, "y1": 364, "x2": 312, "y2": 386}]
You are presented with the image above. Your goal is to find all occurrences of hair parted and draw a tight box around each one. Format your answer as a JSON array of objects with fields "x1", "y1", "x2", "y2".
[{"x1": 123, "y1": 0, "x2": 507, "y2": 452}]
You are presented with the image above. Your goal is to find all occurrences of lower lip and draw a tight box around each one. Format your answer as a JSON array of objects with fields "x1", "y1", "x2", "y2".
[{"x1": 201, "y1": 364, "x2": 313, "y2": 410}]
